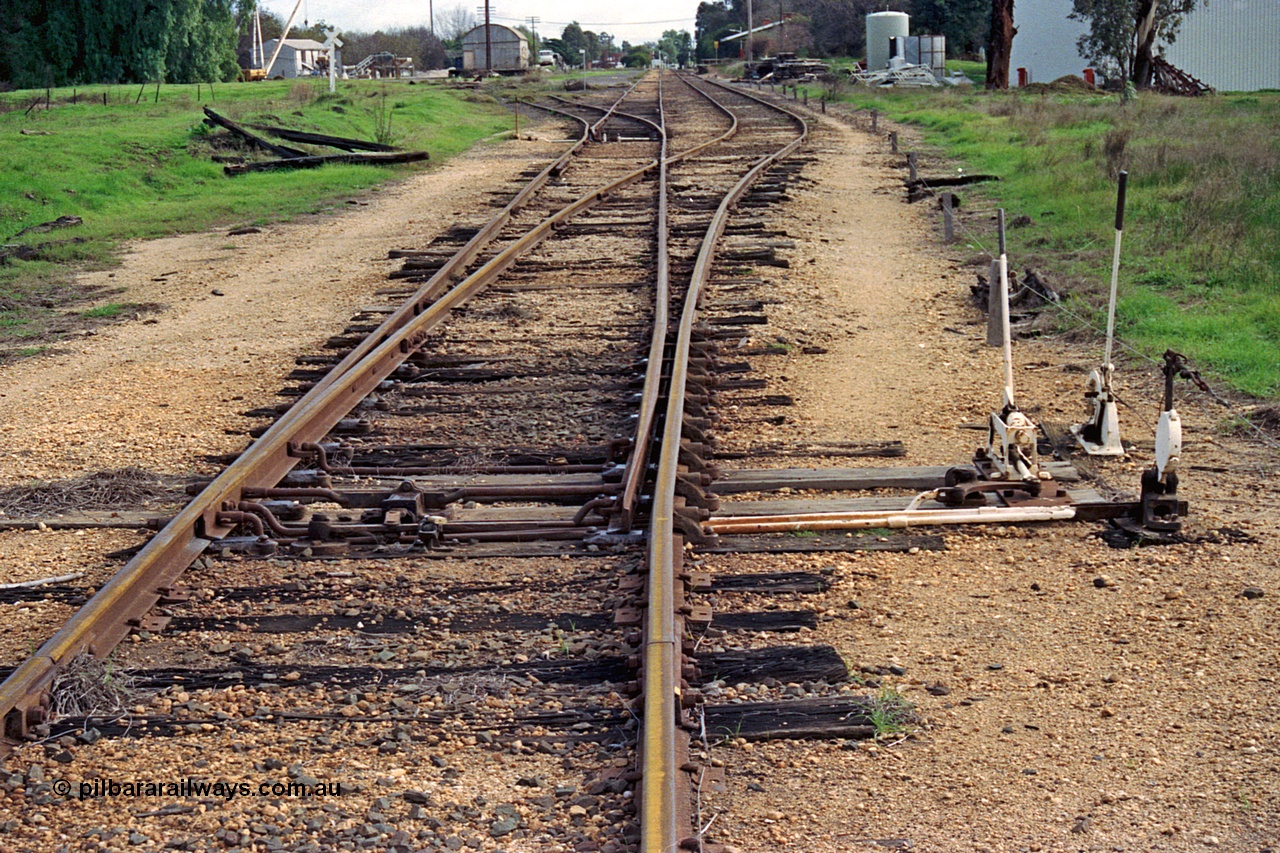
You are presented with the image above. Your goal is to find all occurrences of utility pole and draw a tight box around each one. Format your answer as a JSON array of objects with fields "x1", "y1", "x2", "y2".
[
  {"x1": 476, "y1": 4, "x2": 493, "y2": 73},
  {"x1": 429, "y1": 0, "x2": 434, "y2": 36},
  {"x1": 747, "y1": 0, "x2": 754, "y2": 66},
  {"x1": 526, "y1": 15, "x2": 539, "y2": 52}
]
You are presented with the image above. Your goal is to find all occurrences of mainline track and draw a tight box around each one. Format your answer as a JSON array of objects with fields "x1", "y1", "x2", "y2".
[{"x1": 0, "y1": 70, "x2": 810, "y2": 849}]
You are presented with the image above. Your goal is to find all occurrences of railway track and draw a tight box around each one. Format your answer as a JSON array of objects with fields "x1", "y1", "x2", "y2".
[{"x1": 0, "y1": 72, "x2": 851, "y2": 851}]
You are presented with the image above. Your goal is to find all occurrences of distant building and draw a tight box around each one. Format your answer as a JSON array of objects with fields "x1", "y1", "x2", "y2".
[
  {"x1": 1010, "y1": 0, "x2": 1280, "y2": 91},
  {"x1": 461, "y1": 24, "x2": 529, "y2": 73},
  {"x1": 263, "y1": 38, "x2": 328, "y2": 78}
]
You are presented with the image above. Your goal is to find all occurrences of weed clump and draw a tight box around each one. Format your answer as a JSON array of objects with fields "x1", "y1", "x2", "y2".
[{"x1": 49, "y1": 653, "x2": 137, "y2": 718}]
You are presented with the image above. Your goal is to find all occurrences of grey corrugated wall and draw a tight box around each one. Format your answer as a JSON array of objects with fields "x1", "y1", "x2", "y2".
[{"x1": 1160, "y1": 0, "x2": 1280, "y2": 91}]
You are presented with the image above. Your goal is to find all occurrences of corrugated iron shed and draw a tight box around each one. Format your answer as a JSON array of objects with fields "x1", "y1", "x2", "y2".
[{"x1": 461, "y1": 24, "x2": 529, "y2": 73}]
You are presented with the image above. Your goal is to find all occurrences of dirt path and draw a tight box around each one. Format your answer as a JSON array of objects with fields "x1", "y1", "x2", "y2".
[{"x1": 705, "y1": 101, "x2": 1280, "y2": 853}]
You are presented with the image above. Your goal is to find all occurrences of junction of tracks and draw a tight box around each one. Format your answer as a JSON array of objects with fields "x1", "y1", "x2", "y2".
[{"x1": 0, "y1": 70, "x2": 1275, "y2": 852}]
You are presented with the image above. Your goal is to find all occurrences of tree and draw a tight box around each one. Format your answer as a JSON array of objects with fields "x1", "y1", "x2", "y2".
[
  {"x1": 656, "y1": 30, "x2": 693, "y2": 67},
  {"x1": 340, "y1": 27, "x2": 449, "y2": 72},
  {"x1": 597, "y1": 31, "x2": 616, "y2": 63},
  {"x1": 695, "y1": 0, "x2": 737, "y2": 60},
  {"x1": 415, "y1": 29, "x2": 448, "y2": 70},
  {"x1": 985, "y1": 0, "x2": 1016, "y2": 89},
  {"x1": 623, "y1": 44, "x2": 652, "y2": 67},
  {"x1": 541, "y1": 37, "x2": 570, "y2": 64},
  {"x1": 560, "y1": 21, "x2": 586, "y2": 64},
  {"x1": 2, "y1": 0, "x2": 241, "y2": 88},
  {"x1": 795, "y1": 0, "x2": 894, "y2": 58},
  {"x1": 1070, "y1": 0, "x2": 1197, "y2": 86},
  {"x1": 437, "y1": 4, "x2": 476, "y2": 44}
]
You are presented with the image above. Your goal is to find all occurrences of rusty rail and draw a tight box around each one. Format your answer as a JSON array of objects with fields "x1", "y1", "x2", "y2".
[
  {"x1": 0, "y1": 96, "x2": 658, "y2": 754},
  {"x1": 614, "y1": 73, "x2": 743, "y2": 532},
  {"x1": 637, "y1": 73, "x2": 809, "y2": 853}
]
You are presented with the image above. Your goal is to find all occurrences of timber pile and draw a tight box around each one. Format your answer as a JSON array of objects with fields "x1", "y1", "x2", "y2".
[
  {"x1": 1150, "y1": 58, "x2": 1214, "y2": 96},
  {"x1": 202, "y1": 107, "x2": 427, "y2": 175}
]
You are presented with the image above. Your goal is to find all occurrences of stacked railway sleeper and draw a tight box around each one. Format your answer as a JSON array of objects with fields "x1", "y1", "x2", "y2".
[{"x1": 0, "y1": 71, "x2": 895, "y2": 853}]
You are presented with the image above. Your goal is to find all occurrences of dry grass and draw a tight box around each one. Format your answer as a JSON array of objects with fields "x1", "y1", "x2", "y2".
[
  {"x1": 49, "y1": 653, "x2": 138, "y2": 718},
  {"x1": 288, "y1": 81, "x2": 316, "y2": 107},
  {"x1": 0, "y1": 467, "x2": 176, "y2": 515}
]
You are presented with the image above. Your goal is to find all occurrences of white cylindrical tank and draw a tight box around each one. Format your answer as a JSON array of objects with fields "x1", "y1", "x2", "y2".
[{"x1": 867, "y1": 11, "x2": 910, "y2": 71}]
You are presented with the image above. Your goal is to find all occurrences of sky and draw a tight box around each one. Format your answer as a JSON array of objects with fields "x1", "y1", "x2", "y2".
[{"x1": 259, "y1": 0, "x2": 699, "y2": 46}]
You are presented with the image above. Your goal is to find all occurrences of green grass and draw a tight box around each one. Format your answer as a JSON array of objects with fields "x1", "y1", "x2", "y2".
[
  {"x1": 867, "y1": 687, "x2": 915, "y2": 739},
  {"x1": 0, "y1": 78, "x2": 514, "y2": 350},
  {"x1": 801, "y1": 81, "x2": 1280, "y2": 398},
  {"x1": 81, "y1": 302, "x2": 126, "y2": 318}
]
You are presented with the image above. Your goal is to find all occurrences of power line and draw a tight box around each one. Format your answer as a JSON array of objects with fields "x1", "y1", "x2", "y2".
[{"x1": 489, "y1": 14, "x2": 693, "y2": 27}]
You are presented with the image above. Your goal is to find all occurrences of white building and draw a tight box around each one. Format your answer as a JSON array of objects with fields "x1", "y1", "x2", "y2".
[
  {"x1": 1009, "y1": 0, "x2": 1280, "y2": 91},
  {"x1": 263, "y1": 38, "x2": 327, "y2": 78}
]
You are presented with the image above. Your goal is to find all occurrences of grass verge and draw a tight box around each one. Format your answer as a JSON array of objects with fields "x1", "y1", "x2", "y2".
[
  {"x1": 0, "y1": 78, "x2": 515, "y2": 355},
  {"x1": 802, "y1": 80, "x2": 1280, "y2": 398}
]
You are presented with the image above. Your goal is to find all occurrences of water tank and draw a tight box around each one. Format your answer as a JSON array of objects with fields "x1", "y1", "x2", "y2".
[{"x1": 867, "y1": 11, "x2": 910, "y2": 72}]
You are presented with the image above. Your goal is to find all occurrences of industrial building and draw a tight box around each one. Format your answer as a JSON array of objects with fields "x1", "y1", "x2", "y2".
[
  {"x1": 260, "y1": 38, "x2": 328, "y2": 78},
  {"x1": 461, "y1": 24, "x2": 530, "y2": 74},
  {"x1": 1010, "y1": 0, "x2": 1280, "y2": 91}
]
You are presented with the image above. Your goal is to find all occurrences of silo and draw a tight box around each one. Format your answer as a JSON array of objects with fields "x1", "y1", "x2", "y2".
[{"x1": 867, "y1": 11, "x2": 910, "y2": 71}]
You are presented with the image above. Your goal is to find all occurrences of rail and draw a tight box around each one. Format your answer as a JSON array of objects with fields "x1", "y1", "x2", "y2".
[
  {"x1": 614, "y1": 72, "x2": 741, "y2": 531},
  {"x1": 0, "y1": 95, "x2": 655, "y2": 753},
  {"x1": 637, "y1": 73, "x2": 809, "y2": 853}
]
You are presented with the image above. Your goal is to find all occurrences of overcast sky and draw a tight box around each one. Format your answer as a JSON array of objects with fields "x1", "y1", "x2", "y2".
[{"x1": 260, "y1": 0, "x2": 699, "y2": 46}]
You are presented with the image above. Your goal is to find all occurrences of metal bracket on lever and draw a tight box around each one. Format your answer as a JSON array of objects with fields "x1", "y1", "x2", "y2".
[{"x1": 1139, "y1": 350, "x2": 1186, "y2": 532}]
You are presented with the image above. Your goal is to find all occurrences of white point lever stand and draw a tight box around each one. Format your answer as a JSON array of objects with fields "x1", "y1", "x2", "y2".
[
  {"x1": 1072, "y1": 170, "x2": 1128, "y2": 456},
  {"x1": 942, "y1": 211, "x2": 1065, "y2": 508},
  {"x1": 1140, "y1": 350, "x2": 1185, "y2": 532}
]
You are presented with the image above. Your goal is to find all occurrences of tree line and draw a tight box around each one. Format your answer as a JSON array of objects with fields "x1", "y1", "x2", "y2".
[
  {"x1": 1, "y1": 0, "x2": 245, "y2": 88},
  {"x1": 1, "y1": 0, "x2": 1195, "y2": 90}
]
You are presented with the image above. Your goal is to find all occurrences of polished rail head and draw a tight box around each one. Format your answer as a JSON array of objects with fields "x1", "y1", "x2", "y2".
[{"x1": 638, "y1": 69, "x2": 809, "y2": 853}]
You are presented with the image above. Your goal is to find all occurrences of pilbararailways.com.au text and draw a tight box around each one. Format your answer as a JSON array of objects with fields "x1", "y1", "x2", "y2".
[{"x1": 54, "y1": 778, "x2": 344, "y2": 801}]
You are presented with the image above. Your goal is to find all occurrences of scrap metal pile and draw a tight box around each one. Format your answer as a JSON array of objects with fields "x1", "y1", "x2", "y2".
[
  {"x1": 851, "y1": 60, "x2": 942, "y2": 88},
  {"x1": 754, "y1": 52, "x2": 830, "y2": 82}
]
